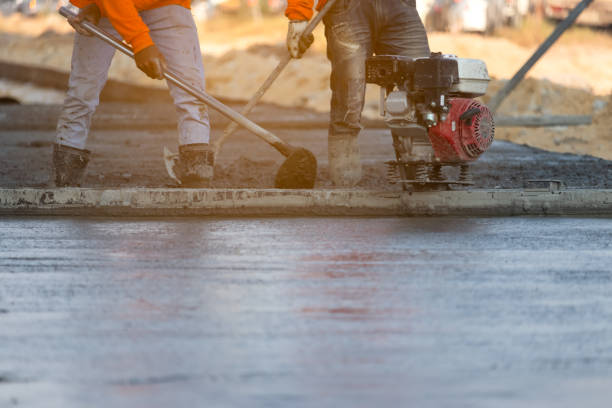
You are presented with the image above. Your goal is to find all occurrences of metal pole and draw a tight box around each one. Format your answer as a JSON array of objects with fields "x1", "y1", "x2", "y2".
[{"x1": 487, "y1": 0, "x2": 594, "y2": 112}]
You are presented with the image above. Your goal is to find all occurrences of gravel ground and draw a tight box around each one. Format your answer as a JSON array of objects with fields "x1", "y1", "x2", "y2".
[{"x1": 0, "y1": 123, "x2": 610, "y2": 190}]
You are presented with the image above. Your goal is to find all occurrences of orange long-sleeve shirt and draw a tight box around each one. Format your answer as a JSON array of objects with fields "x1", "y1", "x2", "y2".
[
  {"x1": 285, "y1": 0, "x2": 327, "y2": 21},
  {"x1": 70, "y1": 0, "x2": 191, "y2": 53}
]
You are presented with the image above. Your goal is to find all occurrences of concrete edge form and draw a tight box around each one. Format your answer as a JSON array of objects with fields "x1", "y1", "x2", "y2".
[{"x1": 0, "y1": 188, "x2": 611, "y2": 216}]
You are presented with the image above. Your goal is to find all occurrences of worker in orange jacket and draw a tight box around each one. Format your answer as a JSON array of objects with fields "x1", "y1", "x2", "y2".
[
  {"x1": 285, "y1": 0, "x2": 430, "y2": 187},
  {"x1": 54, "y1": 0, "x2": 213, "y2": 187}
]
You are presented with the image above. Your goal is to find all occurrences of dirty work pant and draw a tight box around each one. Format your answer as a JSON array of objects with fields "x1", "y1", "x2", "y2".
[
  {"x1": 324, "y1": 0, "x2": 430, "y2": 138},
  {"x1": 56, "y1": 5, "x2": 210, "y2": 150}
]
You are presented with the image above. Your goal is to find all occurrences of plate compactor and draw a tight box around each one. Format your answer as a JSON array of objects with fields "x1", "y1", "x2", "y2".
[{"x1": 366, "y1": 52, "x2": 495, "y2": 190}]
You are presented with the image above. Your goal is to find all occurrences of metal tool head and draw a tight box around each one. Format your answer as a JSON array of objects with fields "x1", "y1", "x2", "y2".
[
  {"x1": 274, "y1": 148, "x2": 317, "y2": 189},
  {"x1": 163, "y1": 147, "x2": 181, "y2": 184}
]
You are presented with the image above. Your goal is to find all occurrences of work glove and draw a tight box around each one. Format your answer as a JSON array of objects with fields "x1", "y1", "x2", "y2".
[
  {"x1": 286, "y1": 20, "x2": 314, "y2": 58},
  {"x1": 68, "y1": 3, "x2": 101, "y2": 36},
  {"x1": 135, "y1": 44, "x2": 167, "y2": 80}
]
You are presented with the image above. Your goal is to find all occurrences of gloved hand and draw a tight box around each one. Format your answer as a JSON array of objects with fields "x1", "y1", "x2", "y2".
[
  {"x1": 135, "y1": 44, "x2": 167, "y2": 80},
  {"x1": 68, "y1": 3, "x2": 101, "y2": 36},
  {"x1": 286, "y1": 20, "x2": 314, "y2": 58}
]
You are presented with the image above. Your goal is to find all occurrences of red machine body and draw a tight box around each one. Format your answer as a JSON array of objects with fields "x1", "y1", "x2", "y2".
[{"x1": 427, "y1": 98, "x2": 495, "y2": 163}]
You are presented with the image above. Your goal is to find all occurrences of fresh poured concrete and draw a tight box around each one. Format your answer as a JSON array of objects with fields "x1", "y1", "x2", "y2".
[{"x1": 1, "y1": 216, "x2": 612, "y2": 407}]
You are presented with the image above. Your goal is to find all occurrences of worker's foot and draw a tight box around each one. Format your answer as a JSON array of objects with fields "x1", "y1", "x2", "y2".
[
  {"x1": 53, "y1": 143, "x2": 90, "y2": 187},
  {"x1": 328, "y1": 133, "x2": 361, "y2": 187},
  {"x1": 178, "y1": 143, "x2": 214, "y2": 187}
]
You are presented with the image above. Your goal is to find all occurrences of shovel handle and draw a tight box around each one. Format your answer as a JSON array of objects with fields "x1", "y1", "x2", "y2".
[
  {"x1": 59, "y1": 7, "x2": 294, "y2": 157},
  {"x1": 213, "y1": 0, "x2": 339, "y2": 153}
]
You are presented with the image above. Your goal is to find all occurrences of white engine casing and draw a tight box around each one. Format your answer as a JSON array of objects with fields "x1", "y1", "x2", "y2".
[{"x1": 446, "y1": 56, "x2": 490, "y2": 97}]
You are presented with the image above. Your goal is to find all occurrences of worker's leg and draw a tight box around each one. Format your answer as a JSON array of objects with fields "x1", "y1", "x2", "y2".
[
  {"x1": 324, "y1": 0, "x2": 373, "y2": 187},
  {"x1": 373, "y1": 0, "x2": 430, "y2": 183},
  {"x1": 55, "y1": 18, "x2": 117, "y2": 150},
  {"x1": 140, "y1": 5, "x2": 212, "y2": 186},
  {"x1": 141, "y1": 5, "x2": 211, "y2": 147},
  {"x1": 54, "y1": 18, "x2": 117, "y2": 186},
  {"x1": 374, "y1": 0, "x2": 430, "y2": 58}
]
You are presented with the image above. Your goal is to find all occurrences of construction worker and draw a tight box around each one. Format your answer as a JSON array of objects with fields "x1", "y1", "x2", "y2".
[
  {"x1": 54, "y1": 0, "x2": 213, "y2": 187},
  {"x1": 285, "y1": 0, "x2": 430, "y2": 187}
]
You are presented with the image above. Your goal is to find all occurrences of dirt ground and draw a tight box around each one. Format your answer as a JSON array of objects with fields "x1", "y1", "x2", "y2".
[
  {"x1": 1, "y1": 115, "x2": 610, "y2": 190},
  {"x1": 0, "y1": 12, "x2": 611, "y2": 165}
]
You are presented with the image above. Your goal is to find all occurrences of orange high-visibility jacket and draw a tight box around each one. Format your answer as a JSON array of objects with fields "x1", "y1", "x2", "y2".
[
  {"x1": 285, "y1": 0, "x2": 328, "y2": 21},
  {"x1": 71, "y1": 0, "x2": 191, "y2": 53}
]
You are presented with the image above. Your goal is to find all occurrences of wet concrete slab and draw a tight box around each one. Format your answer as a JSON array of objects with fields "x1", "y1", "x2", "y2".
[{"x1": 1, "y1": 216, "x2": 612, "y2": 407}]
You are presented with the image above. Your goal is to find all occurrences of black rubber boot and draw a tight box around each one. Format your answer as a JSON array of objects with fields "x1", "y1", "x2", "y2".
[
  {"x1": 53, "y1": 143, "x2": 90, "y2": 187},
  {"x1": 178, "y1": 143, "x2": 214, "y2": 187}
]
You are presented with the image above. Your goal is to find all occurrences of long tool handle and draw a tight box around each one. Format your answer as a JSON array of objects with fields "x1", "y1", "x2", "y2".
[
  {"x1": 487, "y1": 0, "x2": 594, "y2": 112},
  {"x1": 213, "y1": 0, "x2": 338, "y2": 153},
  {"x1": 59, "y1": 7, "x2": 294, "y2": 157}
]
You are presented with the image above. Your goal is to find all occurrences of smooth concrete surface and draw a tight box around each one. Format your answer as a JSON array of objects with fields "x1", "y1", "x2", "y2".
[
  {"x1": 1, "y1": 216, "x2": 612, "y2": 408},
  {"x1": 1, "y1": 188, "x2": 611, "y2": 216}
]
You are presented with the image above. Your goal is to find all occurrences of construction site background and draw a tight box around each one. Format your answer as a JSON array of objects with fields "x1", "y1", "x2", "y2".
[{"x1": 0, "y1": 4, "x2": 611, "y2": 159}]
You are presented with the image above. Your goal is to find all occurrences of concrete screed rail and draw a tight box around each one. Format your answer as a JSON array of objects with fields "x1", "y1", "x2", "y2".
[{"x1": 0, "y1": 188, "x2": 611, "y2": 216}]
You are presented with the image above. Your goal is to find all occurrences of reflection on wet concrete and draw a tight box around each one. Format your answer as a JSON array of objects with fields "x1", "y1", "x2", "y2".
[{"x1": 1, "y1": 217, "x2": 612, "y2": 407}]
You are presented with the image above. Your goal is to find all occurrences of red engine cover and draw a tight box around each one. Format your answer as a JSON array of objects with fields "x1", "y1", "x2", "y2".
[{"x1": 427, "y1": 98, "x2": 495, "y2": 162}]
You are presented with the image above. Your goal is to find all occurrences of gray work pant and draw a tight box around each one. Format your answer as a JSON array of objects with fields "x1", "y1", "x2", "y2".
[
  {"x1": 56, "y1": 5, "x2": 210, "y2": 150},
  {"x1": 324, "y1": 0, "x2": 430, "y2": 138}
]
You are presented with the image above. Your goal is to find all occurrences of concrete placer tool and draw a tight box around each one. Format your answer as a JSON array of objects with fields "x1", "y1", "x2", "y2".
[{"x1": 59, "y1": 6, "x2": 316, "y2": 189}]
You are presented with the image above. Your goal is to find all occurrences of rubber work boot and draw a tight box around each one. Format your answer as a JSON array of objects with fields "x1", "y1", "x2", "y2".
[
  {"x1": 53, "y1": 143, "x2": 90, "y2": 187},
  {"x1": 178, "y1": 143, "x2": 214, "y2": 187},
  {"x1": 328, "y1": 133, "x2": 362, "y2": 187}
]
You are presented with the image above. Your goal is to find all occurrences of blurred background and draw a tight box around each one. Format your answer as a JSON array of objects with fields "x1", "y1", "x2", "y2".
[{"x1": 0, "y1": 0, "x2": 611, "y2": 159}]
